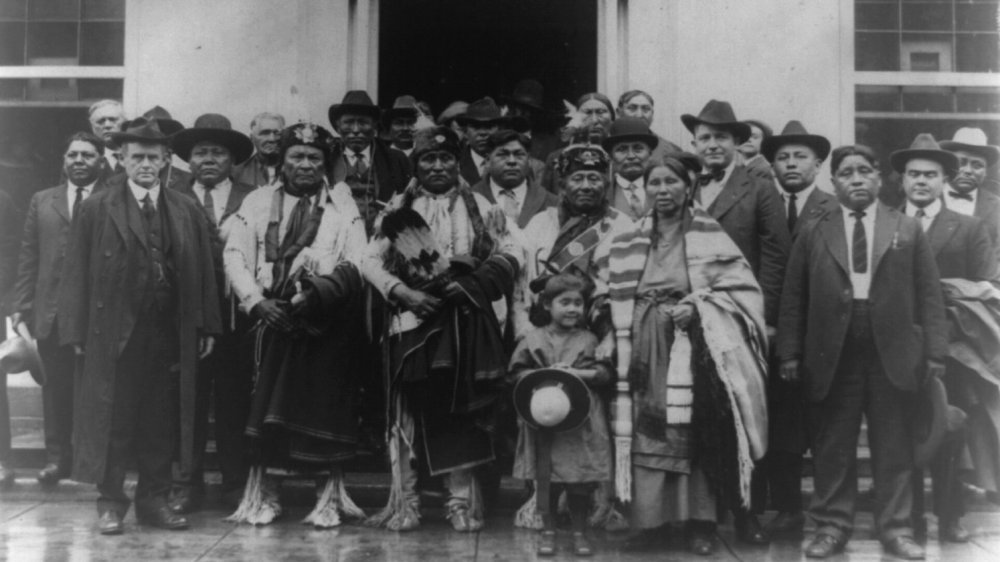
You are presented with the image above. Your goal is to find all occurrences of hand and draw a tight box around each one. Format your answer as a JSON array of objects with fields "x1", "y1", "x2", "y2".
[
  {"x1": 391, "y1": 286, "x2": 442, "y2": 318},
  {"x1": 670, "y1": 303, "x2": 696, "y2": 330},
  {"x1": 73, "y1": 344, "x2": 84, "y2": 356},
  {"x1": 926, "y1": 359, "x2": 945, "y2": 380},
  {"x1": 779, "y1": 359, "x2": 800, "y2": 383},
  {"x1": 290, "y1": 286, "x2": 315, "y2": 316},
  {"x1": 595, "y1": 333, "x2": 614, "y2": 361},
  {"x1": 198, "y1": 336, "x2": 215, "y2": 359},
  {"x1": 251, "y1": 299, "x2": 294, "y2": 332},
  {"x1": 441, "y1": 281, "x2": 467, "y2": 304}
]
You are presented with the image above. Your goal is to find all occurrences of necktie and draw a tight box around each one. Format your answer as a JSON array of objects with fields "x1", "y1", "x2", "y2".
[
  {"x1": 72, "y1": 186, "x2": 84, "y2": 220},
  {"x1": 354, "y1": 152, "x2": 368, "y2": 176},
  {"x1": 202, "y1": 185, "x2": 217, "y2": 226},
  {"x1": 915, "y1": 208, "x2": 928, "y2": 231},
  {"x1": 851, "y1": 211, "x2": 867, "y2": 274},
  {"x1": 624, "y1": 183, "x2": 643, "y2": 217},
  {"x1": 948, "y1": 190, "x2": 973, "y2": 201},
  {"x1": 915, "y1": 209, "x2": 926, "y2": 218},
  {"x1": 499, "y1": 188, "x2": 519, "y2": 220},
  {"x1": 786, "y1": 193, "x2": 798, "y2": 232},
  {"x1": 697, "y1": 168, "x2": 726, "y2": 185}
]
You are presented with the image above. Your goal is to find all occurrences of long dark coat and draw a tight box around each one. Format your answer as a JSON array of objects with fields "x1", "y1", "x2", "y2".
[{"x1": 58, "y1": 181, "x2": 221, "y2": 484}]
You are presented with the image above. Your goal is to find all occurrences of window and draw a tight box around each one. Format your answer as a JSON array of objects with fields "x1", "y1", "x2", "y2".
[{"x1": 0, "y1": 0, "x2": 125, "y2": 67}]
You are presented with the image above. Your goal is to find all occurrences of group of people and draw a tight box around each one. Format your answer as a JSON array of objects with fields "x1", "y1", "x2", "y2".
[{"x1": 0, "y1": 79, "x2": 998, "y2": 561}]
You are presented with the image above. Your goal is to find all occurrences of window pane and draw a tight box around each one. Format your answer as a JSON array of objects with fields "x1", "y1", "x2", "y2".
[
  {"x1": 27, "y1": 0, "x2": 78, "y2": 20},
  {"x1": 27, "y1": 77, "x2": 77, "y2": 101},
  {"x1": 856, "y1": 31, "x2": 900, "y2": 70},
  {"x1": 956, "y1": 33, "x2": 1000, "y2": 71},
  {"x1": 82, "y1": 0, "x2": 123, "y2": 20},
  {"x1": 26, "y1": 21, "x2": 77, "y2": 62},
  {"x1": 956, "y1": 87, "x2": 1000, "y2": 113},
  {"x1": 77, "y1": 77, "x2": 121, "y2": 100},
  {"x1": 956, "y1": 3, "x2": 1000, "y2": 32},
  {"x1": 80, "y1": 21, "x2": 122, "y2": 65},
  {"x1": 0, "y1": 78, "x2": 27, "y2": 100},
  {"x1": 857, "y1": 2, "x2": 898, "y2": 30},
  {"x1": 902, "y1": 86, "x2": 953, "y2": 112},
  {"x1": 0, "y1": 0, "x2": 26, "y2": 20},
  {"x1": 901, "y1": 2, "x2": 952, "y2": 32},
  {"x1": 857, "y1": 85, "x2": 902, "y2": 111},
  {"x1": 0, "y1": 22, "x2": 24, "y2": 64}
]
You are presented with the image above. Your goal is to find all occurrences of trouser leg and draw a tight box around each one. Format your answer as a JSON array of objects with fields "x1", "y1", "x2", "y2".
[
  {"x1": 767, "y1": 451, "x2": 804, "y2": 512},
  {"x1": 212, "y1": 327, "x2": 252, "y2": 492},
  {"x1": 444, "y1": 468, "x2": 474, "y2": 510},
  {"x1": 38, "y1": 329, "x2": 76, "y2": 469}
]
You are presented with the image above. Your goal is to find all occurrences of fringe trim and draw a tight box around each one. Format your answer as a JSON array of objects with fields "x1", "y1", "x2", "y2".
[
  {"x1": 514, "y1": 487, "x2": 545, "y2": 530},
  {"x1": 589, "y1": 482, "x2": 629, "y2": 532},
  {"x1": 365, "y1": 430, "x2": 421, "y2": 531},
  {"x1": 225, "y1": 465, "x2": 282, "y2": 525},
  {"x1": 301, "y1": 469, "x2": 366, "y2": 528}
]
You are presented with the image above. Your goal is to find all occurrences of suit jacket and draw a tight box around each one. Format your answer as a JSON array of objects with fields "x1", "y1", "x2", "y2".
[
  {"x1": 607, "y1": 175, "x2": 649, "y2": 221},
  {"x1": 925, "y1": 207, "x2": 997, "y2": 281},
  {"x1": 786, "y1": 187, "x2": 838, "y2": 239},
  {"x1": 777, "y1": 204, "x2": 947, "y2": 402},
  {"x1": 460, "y1": 147, "x2": 544, "y2": 187},
  {"x1": 331, "y1": 140, "x2": 411, "y2": 202},
  {"x1": 12, "y1": 180, "x2": 107, "y2": 340},
  {"x1": 704, "y1": 165, "x2": 792, "y2": 325},
  {"x1": 470, "y1": 177, "x2": 558, "y2": 229},
  {"x1": 58, "y1": 181, "x2": 220, "y2": 483},
  {"x1": 232, "y1": 152, "x2": 277, "y2": 188}
]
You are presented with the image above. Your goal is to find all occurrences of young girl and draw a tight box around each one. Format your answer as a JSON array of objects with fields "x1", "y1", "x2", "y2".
[{"x1": 509, "y1": 273, "x2": 613, "y2": 557}]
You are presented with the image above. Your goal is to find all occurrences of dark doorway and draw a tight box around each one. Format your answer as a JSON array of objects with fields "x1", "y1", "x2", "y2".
[{"x1": 378, "y1": 0, "x2": 597, "y2": 118}]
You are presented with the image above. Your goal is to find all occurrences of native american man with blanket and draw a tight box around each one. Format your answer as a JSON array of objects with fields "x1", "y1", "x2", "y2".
[
  {"x1": 360, "y1": 126, "x2": 522, "y2": 532},
  {"x1": 222, "y1": 122, "x2": 369, "y2": 527},
  {"x1": 603, "y1": 154, "x2": 769, "y2": 556}
]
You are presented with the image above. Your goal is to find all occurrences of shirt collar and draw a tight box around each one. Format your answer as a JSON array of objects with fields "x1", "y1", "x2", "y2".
[
  {"x1": 778, "y1": 183, "x2": 816, "y2": 201},
  {"x1": 128, "y1": 179, "x2": 160, "y2": 206},
  {"x1": 840, "y1": 203, "x2": 876, "y2": 220},
  {"x1": 470, "y1": 150, "x2": 486, "y2": 169},
  {"x1": 905, "y1": 197, "x2": 942, "y2": 219},
  {"x1": 616, "y1": 174, "x2": 644, "y2": 189},
  {"x1": 195, "y1": 178, "x2": 232, "y2": 192},
  {"x1": 489, "y1": 178, "x2": 527, "y2": 196},
  {"x1": 945, "y1": 187, "x2": 977, "y2": 204},
  {"x1": 350, "y1": 146, "x2": 372, "y2": 161},
  {"x1": 68, "y1": 179, "x2": 97, "y2": 193}
]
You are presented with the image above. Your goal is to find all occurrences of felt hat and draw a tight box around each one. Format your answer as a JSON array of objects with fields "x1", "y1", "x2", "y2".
[
  {"x1": 502, "y1": 79, "x2": 547, "y2": 112},
  {"x1": 890, "y1": 133, "x2": 959, "y2": 176},
  {"x1": 743, "y1": 119, "x2": 773, "y2": 140},
  {"x1": 514, "y1": 368, "x2": 591, "y2": 433},
  {"x1": 455, "y1": 97, "x2": 528, "y2": 131},
  {"x1": 278, "y1": 122, "x2": 336, "y2": 167},
  {"x1": 761, "y1": 120, "x2": 832, "y2": 163},
  {"x1": 328, "y1": 90, "x2": 381, "y2": 126},
  {"x1": 437, "y1": 101, "x2": 469, "y2": 126},
  {"x1": 134, "y1": 105, "x2": 184, "y2": 136},
  {"x1": 940, "y1": 127, "x2": 1000, "y2": 167},
  {"x1": 681, "y1": 100, "x2": 752, "y2": 144},
  {"x1": 110, "y1": 117, "x2": 171, "y2": 146},
  {"x1": 0, "y1": 323, "x2": 45, "y2": 385},
  {"x1": 382, "y1": 95, "x2": 421, "y2": 127},
  {"x1": 558, "y1": 144, "x2": 610, "y2": 177},
  {"x1": 171, "y1": 113, "x2": 254, "y2": 164},
  {"x1": 914, "y1": 377, "x2": 967, "y2": 468},
  {"x1": 411, "y1": 126, "x2": 462, "y2": 163},
  {"x1": 601, "y1": 117, "x2": 659, "y2": 153}
]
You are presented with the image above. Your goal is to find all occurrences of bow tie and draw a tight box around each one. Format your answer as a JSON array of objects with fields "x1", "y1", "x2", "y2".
[
  {"x1": 948, "y1": 190, "x2": 973, "y2": 201},
  {"x1": 697, "y1": 168, "x2": 726, "y2": 184}
]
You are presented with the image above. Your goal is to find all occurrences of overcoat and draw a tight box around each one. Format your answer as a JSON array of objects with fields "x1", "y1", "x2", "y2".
[
  {"x1": 926, "y1": 207, "x2": 997, "y2": 281},
  {"x1": 58, "y1": 181, "x2": 221, "y2": 483}
]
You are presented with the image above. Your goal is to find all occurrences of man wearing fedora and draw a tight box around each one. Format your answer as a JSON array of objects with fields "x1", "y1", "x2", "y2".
[
  {"x1": 233, "y1": 112, "x2": 285, "y2": 187},
  {"x1": 471, "y1": 129, "x2": 557, "y2": 229},
  {"x1": 778, "y1": 141, "x2": 947, "y2": 560},
  {"x1": 383, "y1": 95, "x2": 421, "y2": 159},
  {"x1": 682, "y1": 99, "x2": 790, "y2": 543},
  {"x1": 328, "y1": 90, "x2": 411, "y2": 237},
  {"x1": 58, "y1": 118, "x2": 221, "y2": 535},
  {"x1": 0, "y1": 188, "x2": 19, "y2": 488},
  {"x1": 11, "y1": 131, "x2": 109, "y2": 486},
  {"x1": 168, "y1": 113, "x2": 258, "y2": 513},
  {"x1": 104, "y1": 106, "x2": 192, "y2": 192},
  {"x1": 603, "y1": 116, "x2": 658, "y2": 221},
  {"x1": 941, "y1": 127, "x2": 1000, "y2": 264},
  {"x1": 758, "y1": 121, "x2": 837, "y2": 539},
  {"x1": 897, "y1": 133, "x2": 998, "y2": 544},
  {"x1": 457, "y1": 97, "x2": 543, "y2": 187}
]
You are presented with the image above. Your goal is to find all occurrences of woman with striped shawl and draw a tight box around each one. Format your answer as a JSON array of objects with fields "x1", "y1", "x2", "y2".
[{"x1": 604, "y1": 155, "x2": 769, "y2": 556}]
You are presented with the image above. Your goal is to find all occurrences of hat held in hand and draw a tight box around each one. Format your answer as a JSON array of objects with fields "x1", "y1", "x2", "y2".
[{"x1": 514, "y1": 368, "x2": 591, "y2": 433}]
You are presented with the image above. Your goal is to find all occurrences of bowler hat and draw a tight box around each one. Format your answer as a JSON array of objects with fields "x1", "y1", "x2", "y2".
[
  {"x1": 681, "y1": 100, "x2": 752, "y2": 144},
  {"x1": 514, "y1": 368, "x2": 591, "y2": 433},
  {"x1": 0, "y1": 323, "x2": 45, "y2": 385},
  {"x1": 940, "y1": 127, "x2": 1000, "y2": 167},
  {"x1": 456, "y1": 97, "x2": 528, "y2": 131},
  {"x1": 914, "y1": 377, "x2": 967, "y2": 468},
  {"x1": 172, "y1": 113, "x2": 254, "y2": 164},
  {"x1": 601, "y1": 117, "x2": 659, "y2": 153},
  {"x1": 502, "y1": 79, "x2": 547, "y2": 113},
  {"x1": 761, "y1": 120, "x2": 831, "y2": 163},
  {"x1": 135, "y1": 105, "x2": 184, "y2": 136},
  {"x1": 328, "y1": 90, "x2": 381, "y2": 126},
  {"x1": 382, "y1": 95, "x2": 420, "y2": 127},
  {"x1": 110, "y1": 117, "x2": 171, "y2": 146},
  {"x1": 890, "y1": 133, "x2": 959, "y2": 176}
]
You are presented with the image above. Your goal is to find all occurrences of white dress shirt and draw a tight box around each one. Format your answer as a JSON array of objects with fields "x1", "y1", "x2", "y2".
[
  {"x1": 904, "y1": 197, "x2": 942, "y2": 232},
  {"x1": 777, "y1": 183, "x2": 816, "y2": 219},
  {"x1": 471, "y1": 150, "x2": 487, "y2": 175},
  {"x1": 104, "y1": 148, "x2": 119, "y2": 170},
  {"x1": 698, "y1": 160, "x2": 736, "y2": 210},
  {"x1": 346, "y1": 146, "x2": 372, "y2": 167},
  {"x1": 943, "y1": 187, "x2": 976, "y2": 216},
  {"x1": 616, "y1": 174, "x2": 647, "y2": 209},
  {"x1": 128, "y1": 179, "x2": 160, "y2": 209},
  {"x1": 842, "y1": 204, "x2": 876, "y2": 300},
  {"x1": 66, "y1": 180, "x2": 96, "y2": 219},
  {"x1": 490, "y1": 178, "x2": 527, "y2": 219},
  {"x1": 393, "y1": 145, "x2": 413, "y2": 157},
  {"x1": 193, "y1": 178, "x2": 232, "y2": 222}
]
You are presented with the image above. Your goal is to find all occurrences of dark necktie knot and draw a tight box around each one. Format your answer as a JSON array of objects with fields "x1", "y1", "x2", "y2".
[
  {"x1": 697, "y1": 168, "x2": 726, "y2": 184},
  {"x1": 850, "y1": 210, "x2": 866, "y2": 220},
  {"x1": 915, "y1": 209, "x2": 927, "y2": 218},
  {"x1": 948, "y1": 190, "x2": 973, "y2": 201}
]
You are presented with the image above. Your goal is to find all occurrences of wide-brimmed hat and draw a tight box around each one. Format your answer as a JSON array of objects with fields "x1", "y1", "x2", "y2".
[
  {"x1": 328, "y1": 90, "x2": 381, "y2": 126},
  {"x1": 890, "y1": 133, "x2": 959, "y2": 176},
  {"x1": 455, "y1": 97, "x2": 528, "y2": 130},
  {"x1": 0, "y1": 323, "x2": 45, "y2": 385},
  {"x1": 172, "y1": 113, "x2": 253, "y2": 164},
  {"x1": 940, "y1": 127, "x2": 1000, "y2": 167},
  {"x1": 502, "y1": 79, "x2": 547, "y2": 112},
  {"x1": 601, "y1": 117, "x2": 659, "y2": 153},
  {"x1": 382, "y1": 95, "x2": 420, "y2": 127},
  {"x1": 761, "y1": 120, "x2": 832, "y2": 163},
  {"x1": 681, "y1": 100, "x2": 752, "y2": 144},
  {"x1": 132, "y1": 105, "x2": 184, "y2": 136},
  {"x1": 514, "y1": 368, "x2": 591, "y2": 433},
  {"x1": 110, "y1": 117, "x2": 171, "y2": 146},
  {"x1": 558, "y1": 144, "x2": 610, "y2": 177},
  {"x1": 914, "y1": 377, "x2": 967, "y2": 468}
]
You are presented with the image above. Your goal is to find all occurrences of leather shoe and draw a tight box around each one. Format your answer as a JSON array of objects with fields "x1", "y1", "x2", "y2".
[
  {"x1": 136, "y1": 505, "x2": 189, "y2": 530},
  {"x1": 688, "y1": 532, "x2": 716, "y2": 556},
  {"x1": 169, "y1": 487, "x2": 204, "y2": 514},
  {"x1": 766, "y1": 511, "x2": 805, "y2": 539},
  {"x1": 883, "y1": 536, "x2": 925, "y2": 560},
  {"x1": 735, "y1": 513, "x2": 769, "y2": 544},
  {"x1": 537, "y1": 530, "x2": 556, "y2": 556},
  {"x1": 939, "y1": 519, "x2": 970, "y2": 543},
  {"x1": 97, "y1": 511, "x2": 124, "y2": 536},
  {"x1": 447, "y1": 505, "x2": 482, "y2": 532},
  {"x1": 37, "y1": 463, "x2": 64, "y2": 485},
  {"x1": 572, "y1": 531, "x2": 593, "y2": 557},
  {"x1": 805, "y1": 533, "x2": 844, "y2": 559},
  {"x1": 0, "y1": 463, "x2": 14, "y2": 489}
]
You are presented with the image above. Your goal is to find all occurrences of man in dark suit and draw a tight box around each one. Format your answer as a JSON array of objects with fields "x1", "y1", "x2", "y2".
[
  {"x1": 897, "y1": 133, "x2": 998, "y2": 544},
  {"x1": 682, "y1": 99, "x2": 791, "y2": 543},
  {"x1": 11, "y1": 132, "x2": 108, "y2": 485},
  {"x1": 757, "y1": 121, "x2": 837, "y2": 539},
  {"x1": 328, "y1": 90, "x2": 411, "y2": 236},
  {"x1": 457, "y1": 97, "x2": 541, "y2": 186},
  {"x1": 471, "y1": 129, "x2": 557, "y2": 230},
  {"x1": 940, "y1": 127, "x2": 1000, "y2": 265},
  {"x1": 383, "y1": 95, "x2": 420, "y2": 159},
  {"x1": 602, "y1": 117, "x2": 657, "y2": 221},
  {"x1": 168, "y1": 113, "x2": 257, "y2": 513},
  {"x1": 59, "y1": 118, "x2": 221, "y2": 535},
  {"x1": 88, "y1": 99, "x2": 126, "y2": 180},
  {"x1": 778, "y1": 143, "x2": 947, "y2": 560},
  {"x1": 233, "y1": 112, "x2": 285, "y2": 187}
]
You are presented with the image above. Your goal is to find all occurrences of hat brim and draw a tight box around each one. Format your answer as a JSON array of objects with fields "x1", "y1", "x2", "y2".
[
  {"x1": 681, "y1": 114, "x2": 752, "y2": 144},
  {"x1": 914, "y1": 377, "x2": 957, "y2": 468},
  {"x1": 172, "y1": 128, "x2": 254, "y2": 164},
  {"x1": 109, "y1": 131, "x2": 171, "y2": 146},
  {"x1": 601, "y1": 133, "x2": 659, "y2": 153},
  {"x1": 513, "y1": 368, "x2": 591, "y2": 433},
  {"x1": 890, "y1": 148, "x2": 959, "y2": 175},
  {"x1": 940, "y1": 141, "x2": 1000, "y2": 167},
  {"x1": 328, "y1": 104, "x2": 382, "y2": 127},
  {"x1": 2, "y1": 324, "x2": 46, "y2": 385},
  {"x1": 761, "y1": 134, "x2": 831, "y2": 163}
]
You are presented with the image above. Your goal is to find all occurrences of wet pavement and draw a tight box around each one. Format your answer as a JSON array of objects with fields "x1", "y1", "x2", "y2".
[{"x1": 1, "y1": 477, "x2": 999, "y2": 561}]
